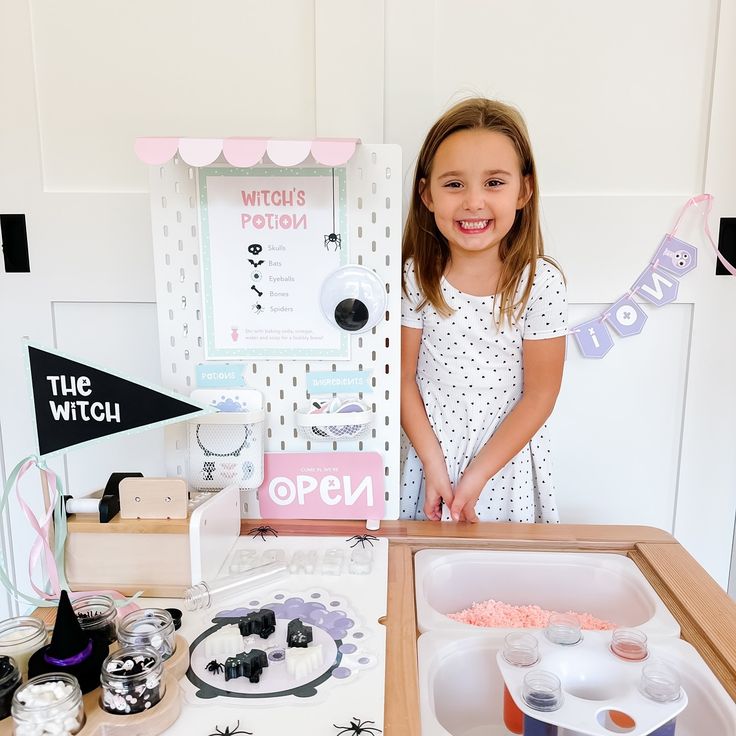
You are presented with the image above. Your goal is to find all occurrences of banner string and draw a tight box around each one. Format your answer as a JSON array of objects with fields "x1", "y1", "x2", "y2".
[{"x1": 569, "y1": 193, "x2": 732, "y2": 336}]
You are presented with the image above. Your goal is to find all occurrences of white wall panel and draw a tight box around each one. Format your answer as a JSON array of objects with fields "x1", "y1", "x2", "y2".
[
  {"x1": 52, "y1": 302, "x2": 166, "y2": 496},
  {"x1": 29, "y1": 0, "x2": 317, "y2": 192}
]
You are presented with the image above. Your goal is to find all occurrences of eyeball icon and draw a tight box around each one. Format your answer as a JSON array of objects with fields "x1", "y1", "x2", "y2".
[
  {"x1": 251, "y1": 270, "x2": 263, "y2": 282},
  {"x1": 672, "y1": 250, "x2": 690, "y2": 269},
  {"x1": 320, "y1": 265, "x2": 387, "y2": 334}
]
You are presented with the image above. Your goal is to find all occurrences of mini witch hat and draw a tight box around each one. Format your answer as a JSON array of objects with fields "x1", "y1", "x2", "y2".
[{"x1": 28, "y1": 590, "x2": 109, "y2": 693}]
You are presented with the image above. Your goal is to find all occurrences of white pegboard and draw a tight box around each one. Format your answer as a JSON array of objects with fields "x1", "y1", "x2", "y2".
[{"x1": 146, "y1": 145, "x2": 402, "y2": 518}]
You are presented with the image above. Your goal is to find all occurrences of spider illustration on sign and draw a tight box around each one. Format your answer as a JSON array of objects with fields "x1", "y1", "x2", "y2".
[
  {"x1": 207, "y1": 721, "x2": 253, "y2": 736},
  {"x1": 333, "y1": 717, "x2": 382, "y2": 735},
  {"x1": 248, "y1": 525, "x2": 279, "y2": 541},
  {"x1": 345, "y1": 534, "x2": 378, "y2": 548},
  {"x1": 324, "y1": 232, "x2": 342, "y2": 251}
]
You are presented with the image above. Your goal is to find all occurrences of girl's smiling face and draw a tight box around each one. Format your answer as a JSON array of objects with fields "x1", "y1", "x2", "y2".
[{"x1": 421, "y1": 128, "x2": 531, "y2": 260}]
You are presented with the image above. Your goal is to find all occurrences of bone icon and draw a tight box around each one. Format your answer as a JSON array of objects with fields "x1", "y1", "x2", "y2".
[{"x1": 251, "y1": 285, "x2": 263, "y2": 298}]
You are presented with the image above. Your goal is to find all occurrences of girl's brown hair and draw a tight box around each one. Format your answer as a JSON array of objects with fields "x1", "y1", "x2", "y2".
[{"x1": 403, "y1": 97, "x2": 556, "y2": 323}]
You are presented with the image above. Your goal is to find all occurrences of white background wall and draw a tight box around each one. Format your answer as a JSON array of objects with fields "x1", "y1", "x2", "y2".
[{"x1": 1, "y1": 0, "x2": 735, "y2": 619}]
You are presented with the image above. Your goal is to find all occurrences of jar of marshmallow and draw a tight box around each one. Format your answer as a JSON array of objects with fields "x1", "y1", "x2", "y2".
[{"x1": 11, "y1": 672, "x2": 85, "y2": 735}]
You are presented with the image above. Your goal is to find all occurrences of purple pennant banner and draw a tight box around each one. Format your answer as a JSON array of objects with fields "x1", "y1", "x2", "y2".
[
  {"x1": 633, "y1": 265, "x2": 680, "y2": 306},
  {"x1": 652, "y1": 235, "x2": 698, "y2": 277},
  {"x1": 607, "y1": 295, "x2": 648, "y2": 337},
  {"x1": 572, "y1": 318, "x2": 614, "y2": 359}
]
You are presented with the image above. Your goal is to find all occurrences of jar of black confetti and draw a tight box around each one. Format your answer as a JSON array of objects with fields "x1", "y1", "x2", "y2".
[
  {"x1": 0, "y1": 655, "x2": 21, "y2": 719},
  {"x1": 73, "y1": 595, "x2": 117, "y2": 646},
  {"x1": 100, "y1": 646, "x2": 164, "y2": 715},
  {"x1": 117, "y1": 609, "x2": 176, "y2": 661}
]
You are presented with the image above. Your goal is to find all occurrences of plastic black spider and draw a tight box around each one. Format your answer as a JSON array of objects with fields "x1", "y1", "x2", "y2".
[
  {"x1": 333, "y1": 717, "x2": 382, "y2": 735},
  {"x1": 345, "y1": 534, "x2": 378, "y2": 548},
  {"x1": 324, "y1": 232, "x2": 342, "y2": 250},
  {"x1": 207, "y1": 721, "x2": 252, "y2": 736},
  {"x1": 205, "y1": 659, "x2": 224, "y2": 675},
  {"x1": 248, "y1": 525, "x2": 279, "y2": 541}
]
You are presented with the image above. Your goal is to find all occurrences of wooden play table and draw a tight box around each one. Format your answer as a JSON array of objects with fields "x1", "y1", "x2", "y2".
[{"x1": 33, "y1": 520, "x2": 736, "y2": 734}]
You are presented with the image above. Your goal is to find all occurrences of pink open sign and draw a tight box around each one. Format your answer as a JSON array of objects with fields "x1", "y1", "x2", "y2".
[{"x1": 258, "y1": 452, "x2": 385, "y2": 519}]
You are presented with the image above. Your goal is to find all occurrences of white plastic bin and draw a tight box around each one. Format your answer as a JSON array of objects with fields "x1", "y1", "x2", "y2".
[
  {"x1": 417, "y1": 631, "x2": 736, "y2": 736},
  {"x1": 414, "y1": 550, "x2": 680, "y2": 639}
]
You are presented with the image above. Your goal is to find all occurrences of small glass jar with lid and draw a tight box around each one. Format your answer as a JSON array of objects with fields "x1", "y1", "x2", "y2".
[
  {"x1": 117, "y1": 608, "x2": 176, "y2": 661},
  {"x1": 100, "y1": 645, "x2": 165, "y2": 715},
  {"x1": 11, "y1": 672, "x2": 85, "y2": 735},
  {"x1": 72, "y1": 594, "x2": 118, "y2": 645},
  {"x1": 0, "y1": 655, "x2": 21, "y2": 719},
  {"x1": 0, "y1": 617, "x2": 47, "y2": 679}
]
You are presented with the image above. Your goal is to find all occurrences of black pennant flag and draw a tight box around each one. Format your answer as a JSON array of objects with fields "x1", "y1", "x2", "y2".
[{"x1": 27, "y1": 343, "x2": 215, "y2": 457}]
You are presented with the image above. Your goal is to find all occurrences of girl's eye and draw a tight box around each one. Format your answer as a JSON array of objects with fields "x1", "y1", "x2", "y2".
[
  {"x1": 443, "y1": 181, "x2": 462, "y2": 188},
  {"x1": 486, "y1": 179, "x2": 504, "y2": 187}
]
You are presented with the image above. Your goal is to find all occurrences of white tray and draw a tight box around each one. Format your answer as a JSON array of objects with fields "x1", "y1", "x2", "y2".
[
  {"x1": 414, "y1": 550, "x2": 680, "y2": 640},
  {"x1": 417, "y1": 631, "x2": 736, "y2": 736}
]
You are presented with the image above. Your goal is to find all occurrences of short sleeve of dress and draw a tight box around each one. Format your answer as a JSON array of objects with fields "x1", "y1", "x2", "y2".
[
  {"x1": 522, "y1": 260, "x2": 568, "y2": 340},
  {"x1": 401, "y1": 259, "x2": 424, "y2": 329}
]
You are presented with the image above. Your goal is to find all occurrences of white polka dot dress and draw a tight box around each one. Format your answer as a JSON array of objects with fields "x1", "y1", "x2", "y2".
[{"x1": 400, "y1": 258, "x2": 568, "y2": 523}]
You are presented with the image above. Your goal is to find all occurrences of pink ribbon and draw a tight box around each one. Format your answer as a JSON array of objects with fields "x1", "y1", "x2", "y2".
[
  {"x1": 14, "y1": 459, "x2": 61, "y2": 600},
  {"x1": 670, "y1": 193, "x2": 736, "y2": 276}
]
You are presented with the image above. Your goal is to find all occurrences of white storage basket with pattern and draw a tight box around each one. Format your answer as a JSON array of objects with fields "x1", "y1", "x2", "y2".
[{"x1": 188, "y1": 389, "x2": 265, "y2": 490}]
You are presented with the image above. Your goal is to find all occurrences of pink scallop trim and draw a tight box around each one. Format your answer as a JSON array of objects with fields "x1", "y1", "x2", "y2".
[
  {"x1": 311, "y1": 139, "x2": 358, "y2": 166},
  {"x1": 222, "y1": 138, "x2": 267, "y2": 167},
  {"x1": 133, "y1": 137, "x2": 180, "y2": 165},
  {"x1": 266, "y1": 140, "x2": 313, "y2": 166},
  {"x1": 178, "y1": 138, "x2": 223, "y2": 167},
  {"x1": 134, "y1": 137, "x2": 361, "y2": 167}
]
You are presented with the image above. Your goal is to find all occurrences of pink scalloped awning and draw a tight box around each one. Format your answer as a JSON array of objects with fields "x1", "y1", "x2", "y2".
[{"x1": 134, "y1": 137, "x2": 359, "y2": 167}]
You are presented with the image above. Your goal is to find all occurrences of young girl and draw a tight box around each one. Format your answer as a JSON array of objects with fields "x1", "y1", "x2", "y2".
[{"x1": 400, "y1": 98, "x2": 567, "y2": 523}]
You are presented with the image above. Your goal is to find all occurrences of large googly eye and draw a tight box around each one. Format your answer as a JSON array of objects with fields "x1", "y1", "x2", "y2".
[{"x1": 319, "y1": 265, "x2": 387, "y2": 334}]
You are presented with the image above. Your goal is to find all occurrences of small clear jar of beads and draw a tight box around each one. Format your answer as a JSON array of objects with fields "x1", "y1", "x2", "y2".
[
  {"x1": 73, "y1": 594, "x2": 118, "y2": 645},
  {"x1": 117, "y1": 608, "x2": 176, "y2": 661},
  {"x1": 11, "y1": 672, "x2": 85, "y2": 735},
  {"x1": 100, "y1": 645, "x2": 165, "y2": 715}
]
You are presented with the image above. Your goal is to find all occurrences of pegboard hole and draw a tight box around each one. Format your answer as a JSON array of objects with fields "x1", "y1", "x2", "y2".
[
  {"x1": 188, "y1": 167, "x2": 194, "y2": 179},
  {"x1": 185, "y1": 376, "x2": 191, "y2": 386},
  {"x1": 371, "y1": 152, "x2": 377, "y2": 163},
  {"x1": 171, "y1": 363, "x2": 177, "y2": 373},
  {"x1": 161, "y1": 196, "x2": 167, "y2": 208},
  {"x1": 196, "y1": 309, "x2": 201, "y2": 320},
  {"x1": 169, "y1": 337, "x2": 175, "y2": 347},
  {"x1": 194, "y1": 282, "x2": 200, "y2": 294},
  {"x1": 357, "y1": 226, "x2": 363, "y2": 238},
  {"x1": 165, "y1": 254, "x2": 171, "y2": 266},
  {"x1": 163, "y1": 225, "x2": 169, "y2": 237},
  {"x1": 193, "y1": 254, "x2": 198, "y2": 266},
  {"x1": 385, "y1": 167, "x2": 391, "y2": 179},
  {"x1": 178, "y1": 240, "x2": 184, "y2": 252},
  {"x1": 184, "y1": 350, "x2": 190, "y2": 360},
  {"x1": 372, "y1": 183, "x2": 377, "y2": 194},
  {"x1": 371, "y1": 242, "x2": 376, "y2": 253},
  {"x1": 176, "y1": 210, "x2": 182, "y2": 223},
  {"x1": 385, "y1": 226, "x2": 391, "y2": 238},
  {"x1": 357, "y1": 197, "x2": 363, "y2": 209},
  {"x1": 191, "y1": 225, "x2": 197, "y2": 237},
  {"x1": 179, "y1": 268, "x2": 186, "y2": 282},
  {"x1": 385, "y1": 254, "x2": 390, "y2": 267},
  {"x1": 358, "y1": 255, "x2": 363, "y2": 265},
  {"x1": 174, "y1": 182, "x2": 181, "y2": 193},
  {"x1": 371, "y1": 212, "x2": 377, "y2": 224},
  {"x1": 166, "y1": 281, "x2": 172, "y2": 293},
  {"x1": 168, "y1": 309, "x2": 174, "y2": 321},
  {"x1": 181, "y1": 296, "x2": 187, "y2": 309}
]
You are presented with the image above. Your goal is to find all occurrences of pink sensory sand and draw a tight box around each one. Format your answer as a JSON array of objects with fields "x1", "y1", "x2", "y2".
[{"x1": 447, "y1": 599, "x2": 616, "y2": 630}]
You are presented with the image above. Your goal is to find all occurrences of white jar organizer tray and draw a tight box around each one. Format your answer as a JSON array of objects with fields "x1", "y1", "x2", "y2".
[
  {"x1": 417, "y1": 631, "x2": 736, "y2": 736},
  {"x1": 414, "y1": 550, "x2": 680, "y2": 639}
]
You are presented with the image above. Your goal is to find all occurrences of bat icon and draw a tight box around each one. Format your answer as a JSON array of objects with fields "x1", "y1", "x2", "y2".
[{"x1": 248, "y1": 259, "x2": 264, "y2": 267}]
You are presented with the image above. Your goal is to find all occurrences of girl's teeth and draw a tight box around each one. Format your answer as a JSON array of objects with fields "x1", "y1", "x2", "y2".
[{"x1": 459, "y1": 220, "x2": 489, "y2": 230}]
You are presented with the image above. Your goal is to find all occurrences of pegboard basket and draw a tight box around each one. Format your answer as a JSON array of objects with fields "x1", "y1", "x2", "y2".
[
  {"x1": 188, "y1": 410, "x2": 266, "y2": 490},
  {"x1": 295, "y1": 409, "x2": 372, "y2": 442}
]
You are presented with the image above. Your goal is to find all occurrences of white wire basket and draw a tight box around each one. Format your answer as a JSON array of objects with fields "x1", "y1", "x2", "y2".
[
  {"x1": 295, "y1": 409, "x2": 372, "y2": 442},
  {"x1": 188, "y1": 410, "x2": 266, "y2": 490}
]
